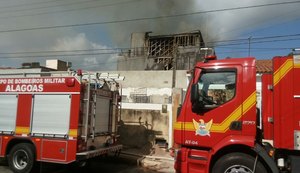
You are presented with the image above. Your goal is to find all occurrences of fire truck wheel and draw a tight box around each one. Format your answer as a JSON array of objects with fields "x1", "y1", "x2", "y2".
[
  {"x1": 8, "y1": 143, "x2": 35, "y2": 173},
  {"x1": 212, "y1": 152, "x2": 267, "y2": 173},
  {"x1": 76, "y1": 160, "x2": 88, "y2": 168},
  {"x1": 68, "y1": 160, "x2": 90, "y2": 172}
]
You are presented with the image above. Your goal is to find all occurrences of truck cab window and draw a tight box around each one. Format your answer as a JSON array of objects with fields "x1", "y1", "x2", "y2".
[{"x1": 197, "y1": 70, "x2": 236, "y2": 106}]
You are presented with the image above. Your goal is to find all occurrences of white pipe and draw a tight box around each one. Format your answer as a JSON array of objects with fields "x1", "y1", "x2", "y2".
[{"x1": 168, "y1": 103, "x2": 173, "y2": 149}]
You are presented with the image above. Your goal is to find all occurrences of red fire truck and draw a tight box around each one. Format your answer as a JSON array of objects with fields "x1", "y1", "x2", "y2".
[
  {"x1": 174, "y1": 53, "x2": 300, "y2": 173},
  {"x1": 0, "y1": 71, "x2": 122, "y2": 173}
]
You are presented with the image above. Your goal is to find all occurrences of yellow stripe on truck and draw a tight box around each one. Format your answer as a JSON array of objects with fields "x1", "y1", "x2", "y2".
[
  {"x1": 174, "y1": 91, "x2": 256, "y2": 133},
  {"x1": 210, "y1": 105, "x2": 242, "y2": 132},
  {"x1": 273, "y1": 59, "x2": 293, "y2": 86},
  {"x1": 294, "y1": 63, "x2": 300, "y2": 68},
  {"x1": 68, "y1": 129, "x2": 78, "y2": 137},
  {"x1": 15, "y1": 126, "x2": 30, "y2": 134}
]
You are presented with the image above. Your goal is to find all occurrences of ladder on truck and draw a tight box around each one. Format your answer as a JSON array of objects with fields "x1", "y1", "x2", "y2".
[{"x1": 80, "y1": 72, "x2": 124, "y2": 142}]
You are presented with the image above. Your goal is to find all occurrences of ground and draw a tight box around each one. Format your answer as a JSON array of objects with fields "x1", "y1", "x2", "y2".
[{"x1": 0, "y1": 145, "x2": 175, "y2": 173}]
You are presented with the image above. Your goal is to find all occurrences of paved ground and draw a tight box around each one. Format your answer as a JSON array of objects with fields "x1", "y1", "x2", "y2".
[
  {"x1": 0, "y1": 158, "x2": 11, "y2": 173},
  {"x1": 138, "y1": 145, "x2": 175, "y2": 173},
  {"x1": 0, "y1": 145, "x2": 175, "y2": 173},
  {"x1": 0, "y1": 157, "x2": 156, "y2": 173}
]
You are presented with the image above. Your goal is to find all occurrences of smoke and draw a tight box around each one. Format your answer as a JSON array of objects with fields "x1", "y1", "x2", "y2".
[
  {"x1": 105, "y1": 0, "x2": 300, "y2": 47},
  {"x1": 1, "y1": 0, "x2": 299, "y2": 68},
  {"x1": 195, "y1": 0, "x2": 300, "y2": 45}
]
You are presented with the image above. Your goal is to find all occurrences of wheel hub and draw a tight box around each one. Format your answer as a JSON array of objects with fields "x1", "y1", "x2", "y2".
[
  {"x1": 13, "y1": 149, "x2": 29, "y2": 170},
  {"x1": 225, "y1": 165, "x2": 253, "y2": 173}
]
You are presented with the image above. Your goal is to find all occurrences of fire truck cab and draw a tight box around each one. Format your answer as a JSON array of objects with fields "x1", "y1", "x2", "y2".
[
  {"x1": 0, "y1": 71, "x2": 123, "y2": 173},
  {"x1": 174, "y1": 53, "x2": 300, "y2": 173}
]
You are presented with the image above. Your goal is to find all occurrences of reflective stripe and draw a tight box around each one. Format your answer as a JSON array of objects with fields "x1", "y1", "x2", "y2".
[
  {"x1": 273, "y1": 59, "x2": 293, "y2": 86},
  {"x1": 15, "y1": 126, "x2": 30, "y2": 134},
  {"x1": 68, "y1": 129, "x2": 78, "y2": 137},
  {"x1": 174, "y1": 91, "x2": 256, "y2": 133},
  {"x1": 294, "y1": 64, "x2": 300, "y2": 68}
]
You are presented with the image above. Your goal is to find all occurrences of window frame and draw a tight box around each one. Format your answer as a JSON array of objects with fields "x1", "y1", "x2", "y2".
[{"x1": 196, "y1": 68, "x2": 237, "y2": 108}]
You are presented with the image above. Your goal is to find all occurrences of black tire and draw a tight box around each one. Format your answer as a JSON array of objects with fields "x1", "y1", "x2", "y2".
[
  {"x1": 76, "y1": 160, "x2": 88, "y2": 168},
  {"x1": 212, "y1": 152, "x2": 267, "y2": 173},
  {"x1": 68, "y1": 160, "x2": 90, "y2": 173},
  {"x1": 8, "y1": 143, "x2": 35, "y2": 173}
]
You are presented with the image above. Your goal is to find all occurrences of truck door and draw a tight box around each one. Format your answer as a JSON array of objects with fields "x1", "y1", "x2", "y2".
[
  {"x1": 261, "y1": 74, "x2": 274, "y2": 140},
  {"x1": 182, "y1": 60, "x2": 257, "y2": 148}
]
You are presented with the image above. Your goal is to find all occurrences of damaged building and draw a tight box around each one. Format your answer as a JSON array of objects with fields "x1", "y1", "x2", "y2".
[
  {"x1": 115, "y1": 31, "x2": 206, "y2": 151},
  {"x1": 117, "y1": 31, "x2": 205, "y2": 71}
]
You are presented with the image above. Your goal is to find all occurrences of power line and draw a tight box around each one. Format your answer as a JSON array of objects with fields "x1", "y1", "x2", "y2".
[
  {"x1": 0, "y1": 52, "x2": 122, "y2": 59},
  {"x1": 216, "y1": 46, "x2": 294, "y2": 50},
  {"x1": 207, "y1": 33, "x2": 300, "y2": 44},
  {"x1": 251, "y1": 33, "x2": 300, "y2": 40},
  {"x1": 0, "y1": 44, "x2": 297, "y2": 60},
  {"x1": 205, "y1": 33, "x2": 300, "y2": 47},
  {"x1": 0, "y1": 0, "x2": 299, "y2": 33},
  {"x1": 0, "y1": 32, "x2": 299, "y2": 56},
  {"x1": 0, "y1": 0, "x2": 63, "y2": 10},
  {"x1": 0, "y1": 47, "x2": 295, "y2": 68},
  {"x1": 214, "y1": 37, "x2": 300, "y2": 47},
  {"x1": 0, "y1": 0, "x2": 139, "y2": 20},
  {"x1": 210, "y1": 6, "x2": 300, "y2": 40},
  {"x1": 0, "y1": 47, "x2": 127, "y2": 55},
  {"x1": 0, "y1": 0, "x2": 98, "y2": 14},
  {"x1": 216, "y1": 48, "x2": 293, "y2": 55},
  {"x1": 0, "y1": 0, "x2": 134, "y2": 16}
]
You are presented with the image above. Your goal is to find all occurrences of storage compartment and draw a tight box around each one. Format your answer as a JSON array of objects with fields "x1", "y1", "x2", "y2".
[
  {"x1": 0, "y1": 95, "x2": 18, "y2": 133},
  {"x1": 31, "y1": 95, "x2": 71, "y2": 136},
  {"x1": 41, "y1": 139, "x2": 67, "y2": 162}
]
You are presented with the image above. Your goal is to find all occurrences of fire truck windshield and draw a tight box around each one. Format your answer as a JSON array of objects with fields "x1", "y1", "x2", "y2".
[{"x1": 197, "y1": 70, "x2": 236, "y2": 106}]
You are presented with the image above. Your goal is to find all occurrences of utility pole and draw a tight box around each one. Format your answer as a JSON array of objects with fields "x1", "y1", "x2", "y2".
[
  {"x1": 248, "y1": 36, "x2": 252, "y2": 56},
  {"x1": 172, "y1": 45, "x2": 178, "y2": 88}
]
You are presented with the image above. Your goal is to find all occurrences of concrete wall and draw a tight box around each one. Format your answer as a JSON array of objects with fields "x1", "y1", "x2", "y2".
[
  {"x1": 130, "y1": 33, "x2": 147, "y2": 57},
  {"x1": 122, "y1": 88, "x2": 172, "y2": 104},
  {"x1": 95, "y1": 70, "x2": 188, "y2": 150},
  {"x1": 104, "y1": 70, "x2": 188, "y2": 89},
  {"x1": 120, "y1": 103, "x2": 172, "y2": 146}
]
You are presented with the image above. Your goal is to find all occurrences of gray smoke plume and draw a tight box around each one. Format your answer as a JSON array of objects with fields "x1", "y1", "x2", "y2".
[
  {"x1": 1, "y1": 0, "x2": 299, "y2": 69},
  {"x1": 105, "y1": 0, "x2": 300, "y2": 47}
]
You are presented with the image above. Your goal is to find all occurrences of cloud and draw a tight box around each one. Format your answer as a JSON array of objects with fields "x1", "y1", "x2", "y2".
[
  {"x1": 51, "y1": 33, "x2": 117, "y2": 71},
  {"x1": 0, "y1": 30, "x2": 117, "y2": 70}
]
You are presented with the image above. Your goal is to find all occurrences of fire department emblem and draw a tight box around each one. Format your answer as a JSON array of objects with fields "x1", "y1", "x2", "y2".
[{"x1": 192, "y1": 119, "x2": 213, "y2": 136}]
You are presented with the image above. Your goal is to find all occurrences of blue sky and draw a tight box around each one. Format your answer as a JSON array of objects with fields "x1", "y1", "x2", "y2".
[
  {"x1": 215, "y1": 17, "x2": 300, "y2": 59},
  {"x1": 0, "y1": 0, "x2": 299, "y2": 70}
]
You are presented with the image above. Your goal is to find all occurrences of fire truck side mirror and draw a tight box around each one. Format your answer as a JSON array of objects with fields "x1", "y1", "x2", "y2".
[
  {"x1": 191, "y1": 84, "x2": 199, "y2": 104},
  {"x1": 191, "y1": 84, "x2": 206, "y2": 114},
  {"x1": 177, "y1": 104, "x2": 182, "y2": 118}
]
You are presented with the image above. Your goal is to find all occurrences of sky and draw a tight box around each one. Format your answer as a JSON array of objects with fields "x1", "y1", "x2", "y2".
[{"x1": 0, "y1": 0, "x2": 299, "y2": 70}]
